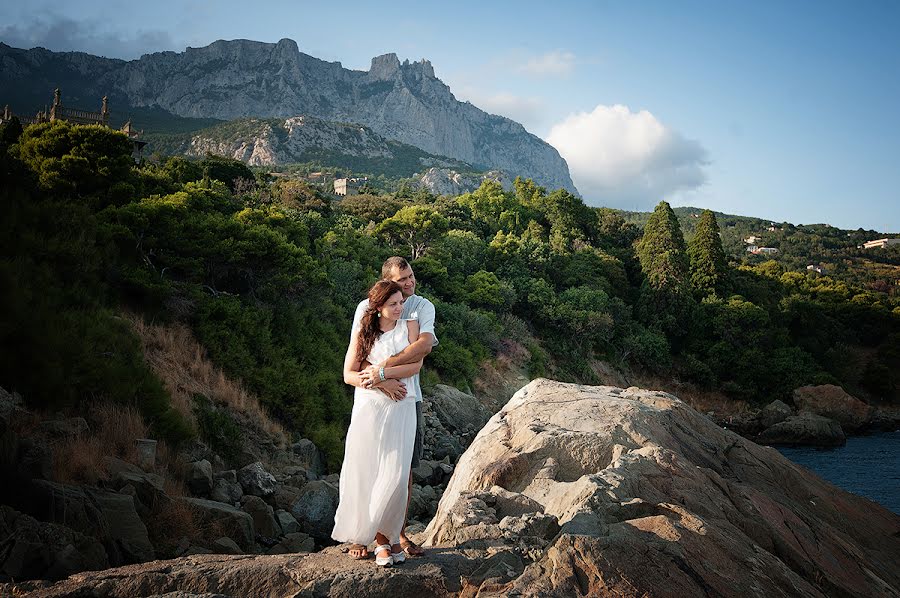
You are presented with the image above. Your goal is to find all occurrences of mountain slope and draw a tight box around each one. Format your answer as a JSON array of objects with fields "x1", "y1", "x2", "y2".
[{"x1": 0, "y1": 39, "x2": 577, "y2": 193}]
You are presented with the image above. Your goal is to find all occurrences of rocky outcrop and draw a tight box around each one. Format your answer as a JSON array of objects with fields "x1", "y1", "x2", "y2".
[
  {"x1": 181, "y1": 116, "x2": 448, "y2": 168},
  {"x1": 0, "y1": 40, "x2": 577, "y2": 193},
  {"x1": 11, "y1": 379, "x2": 899, "y2": 597},
  {"x1": 757, "y1": 412, "x2": 846, "y2": 447},
  {"x1": 416, "y1": 167, "x2": 512, "y2": 196},
  {"x1": 424, "y1": 379, "x2": 899, "y2": 596},
  {"x1": 793, "y1": 384, "x2": 873, "y2": 432}
]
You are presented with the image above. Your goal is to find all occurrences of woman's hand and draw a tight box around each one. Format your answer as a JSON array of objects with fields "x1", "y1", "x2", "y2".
[{"x1": 359, "y1": 364, "x2": 381, "y2": 388}]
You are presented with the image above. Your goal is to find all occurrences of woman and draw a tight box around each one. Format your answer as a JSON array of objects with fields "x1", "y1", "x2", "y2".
[{"x1": 332, "y1": 280, "x2": 422, "y2": 567}]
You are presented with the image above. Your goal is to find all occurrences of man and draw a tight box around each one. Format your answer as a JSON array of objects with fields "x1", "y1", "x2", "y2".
[{"x1": 348, "y1": 256, "x2": 437, "y2": 559}]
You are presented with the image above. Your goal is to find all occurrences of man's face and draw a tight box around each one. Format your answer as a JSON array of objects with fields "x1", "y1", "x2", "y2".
[{"x1": 388, "y1": 266, "x2": 416, "y2": 298}]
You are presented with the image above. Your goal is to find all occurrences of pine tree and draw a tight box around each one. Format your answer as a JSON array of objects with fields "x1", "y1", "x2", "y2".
[
  {"x1": 636, "y1": 201, "x2": 693, "y2": 337},
  {"x1": 687, "y1": 209, "x2": 728, "y2": 297}
]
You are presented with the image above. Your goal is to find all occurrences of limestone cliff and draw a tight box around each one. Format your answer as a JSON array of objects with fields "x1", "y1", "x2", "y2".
[{"x1": 0, "y1": 40, "x2": 577, "y2": 194}]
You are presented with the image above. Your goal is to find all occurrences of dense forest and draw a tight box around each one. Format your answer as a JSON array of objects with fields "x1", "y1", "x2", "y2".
[{"x1": 2, "y1": 120, "x2": 898, "y2": 468}]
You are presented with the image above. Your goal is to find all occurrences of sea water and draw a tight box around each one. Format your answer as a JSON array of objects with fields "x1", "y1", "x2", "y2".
[{"x1": 777, "y1": 431, "x2": 900, "y2": 514}]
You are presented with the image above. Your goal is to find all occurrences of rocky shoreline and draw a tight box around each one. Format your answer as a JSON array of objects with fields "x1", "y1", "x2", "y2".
[{"x1": 3, "y1": 379, "x2": 898, "y2": 597}]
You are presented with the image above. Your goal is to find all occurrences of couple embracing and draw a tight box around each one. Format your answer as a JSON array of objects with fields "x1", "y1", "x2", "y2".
[{"x1": 331, "y1": 257, "x2": 438, "y2": 567}]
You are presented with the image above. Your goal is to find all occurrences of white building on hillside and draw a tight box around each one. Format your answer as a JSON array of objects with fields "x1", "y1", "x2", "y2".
[{"x1": 862, "y1": 238, "x2": 900, "y2": 249}]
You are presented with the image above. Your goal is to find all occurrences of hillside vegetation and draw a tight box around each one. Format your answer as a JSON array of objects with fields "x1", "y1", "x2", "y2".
[{"x1": 2, "y1": 119, "x2": 898, "y2": 468}]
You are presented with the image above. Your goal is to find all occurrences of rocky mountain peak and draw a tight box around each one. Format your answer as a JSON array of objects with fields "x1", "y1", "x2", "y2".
[{"x1": 368, "y1": 53, "x2": 401, "y2": 80}]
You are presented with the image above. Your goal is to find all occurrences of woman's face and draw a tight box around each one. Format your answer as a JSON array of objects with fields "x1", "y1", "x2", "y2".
[{"x1": 379, "y1": 291, "x2": 404, "y2": 321}]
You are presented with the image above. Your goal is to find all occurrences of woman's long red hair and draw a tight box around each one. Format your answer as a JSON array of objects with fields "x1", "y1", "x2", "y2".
[{"x1": 356, "y1": 280, "x2": 403, "y2": 363}]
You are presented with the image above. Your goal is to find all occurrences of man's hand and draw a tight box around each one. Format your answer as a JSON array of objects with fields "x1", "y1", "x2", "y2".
[{"x1": 376, "y1": 378, "x2": 406, "y2": 401}]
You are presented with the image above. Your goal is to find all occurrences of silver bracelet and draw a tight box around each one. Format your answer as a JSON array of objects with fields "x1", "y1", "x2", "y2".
[{"x1": 379, "y1": 366, "x2": 386, "y2": 381}]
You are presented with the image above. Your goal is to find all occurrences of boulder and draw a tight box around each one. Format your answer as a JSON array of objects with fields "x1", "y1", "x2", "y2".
[
  {"x1": 421, "y1": 385, "x2": 493, "y2": 462},
  {"x1": 240, "y1": 495, "x2": 280, "y2": 540},
  {"x1": 271, "y1": 484, "x2": 302, "y2": 512},
  {"x1": 267, "y1": 532, "x2": 315, "y2": 555},
  {"x1": 275, "y1": 510, "x2": 300, "y2": 535},
  {"x1": 210, "y1": 476, "x2": 243, "y2": 505},
  {"x1": 758, "y1": 399, "x2": 793, "y2": 429},
  {"x1": 0, "y1": 505, "x2": 108, "y2": 582},
  {"x1": 290, "y1": 439, "x2": 325, "y2": 476},
  {"x1": 758, "y1": 412, "x2": 846, "y2": 447},
  {"x1": 29, "y1": 481, "x2": 154, "y2": 564},
  {"x1": 424, "y1": 379, "x2": 900, "y2": 597},
  {"x1": 212, "y1": 537, "x2": 243, "y2": 555},
  {"x1": 188, "y1": 459, "x2": 213, "y2": 496},
  {"x1": 793, "y1": 384, "x2": 873, "y2": 432},
  {"x1": 178, "y1": 498, "x2": 254, "y2": 551},
  {"x1": 237, "y1": 461, "x2": 276, "y2": 497},
  {"x1": 289, "y1": 480, "x2": 339, "y2": 542}
]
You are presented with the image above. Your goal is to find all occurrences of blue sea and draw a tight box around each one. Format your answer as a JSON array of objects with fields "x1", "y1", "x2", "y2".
[{"x1": 777, "y1": 431, "x2": 900, "y2": 514}]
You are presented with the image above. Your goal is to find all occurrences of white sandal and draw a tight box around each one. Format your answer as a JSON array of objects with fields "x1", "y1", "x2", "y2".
[
  {"x1": 374, "y1": 544, "x2": 393, "y2": 567},
  {"x1": 390, "y1": 543, "x2": 406, "y2": 564}
]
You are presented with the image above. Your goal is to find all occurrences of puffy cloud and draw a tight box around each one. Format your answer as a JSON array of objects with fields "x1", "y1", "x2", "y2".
[
  {"x1": 517, "y1": 50, "x2": 576, "y2": 77},
  {"x1": 546, "y1": 104, "x2": 709, "y2": 209},
  {"x1": 456, "y1": 87, "x2": 547, "y2": 131},
  {"x1": 0, "y1": 15, "x2": 175, "y2": 59}
]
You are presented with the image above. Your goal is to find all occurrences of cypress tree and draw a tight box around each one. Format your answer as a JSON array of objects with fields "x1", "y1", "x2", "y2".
[
  {"x1": 687, "y1": 209, "x2": 728, "y2": 297},
  {"x1": 636, "y1": 201, "x2": 693, "y2": 337}
]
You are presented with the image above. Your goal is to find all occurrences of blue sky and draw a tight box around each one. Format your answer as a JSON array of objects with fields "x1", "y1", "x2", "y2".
[{"x1": 2, "y1": 0, "x2": 898, "y2": 232}]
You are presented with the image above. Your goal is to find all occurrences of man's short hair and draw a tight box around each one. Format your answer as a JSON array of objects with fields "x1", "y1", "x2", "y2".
[{"x1": 381, "y1": 256, "x2": 410, "y2": 280}]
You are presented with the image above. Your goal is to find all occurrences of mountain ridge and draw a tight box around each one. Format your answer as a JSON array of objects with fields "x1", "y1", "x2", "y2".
[{"x1": 0, "y1": 39, "x2": 577, "y2": 194}]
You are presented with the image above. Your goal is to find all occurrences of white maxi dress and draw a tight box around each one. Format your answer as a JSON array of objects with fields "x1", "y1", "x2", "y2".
[{"x1": 332, "y1": 319, "x2": 417, "y2": 545}]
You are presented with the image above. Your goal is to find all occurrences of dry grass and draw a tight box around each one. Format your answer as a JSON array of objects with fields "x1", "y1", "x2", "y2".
[
  {"x1": 52, "y1": 402, "x2": 150, "y2": 485},
  {"x1": 124, "y1": 312, "x2": 289, "y2": 446},
  {"x1": 631, "y1": 372, "x2": 751, "y2": 418}
]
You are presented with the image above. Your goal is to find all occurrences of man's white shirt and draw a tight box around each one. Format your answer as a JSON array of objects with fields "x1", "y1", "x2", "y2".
[{"x1": 351, "y1": 294, "x2": 438, "y2": 402}]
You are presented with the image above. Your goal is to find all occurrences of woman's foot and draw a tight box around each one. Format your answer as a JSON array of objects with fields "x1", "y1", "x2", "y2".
[
  {"x1": 399, "y1": 536, "x2": 425, "y2": 557},
  {"x1": 374, "y1": 544, "x2": 393, "y2": 567},
  {"x1": 348, "y1": 544, "x2": 369, "y2": 560},
  {"x1": 390, "y1": 543, "x2": 406, "y2": 564}
]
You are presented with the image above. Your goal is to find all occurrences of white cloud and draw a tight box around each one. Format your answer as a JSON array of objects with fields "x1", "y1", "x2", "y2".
[
  {"x1": 455, "y1": 87, "x2": 546, "y2": 131},
  {"x1": 518, "y1": 50, "x2": 576, "y2": 77},
  {"x1": 546, "y1": 104, "x2": 709, "y2": 209}
]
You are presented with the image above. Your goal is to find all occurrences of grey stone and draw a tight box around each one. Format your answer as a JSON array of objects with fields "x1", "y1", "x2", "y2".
[
  {"x1": 266, "y1": 532, "x2": 315, "y2": 554},
  {"x1": 240, "y1": 495, "x2": 280, "y2": 539},
  {"x1": 178, "y1": 497, "x2": 254, "y2": 551},
  {"x1": 758, "y1": 413, "x2": 846, "y2": 447},
  {"x1": 275, "y1": 510, "x2": 300, "y2": 535},
  {"x1": 188, "y1": 459, "x2": 213, "y2": 496},
  {"x1": 759, "y1": 399, "x2": 794, "y2": 429},
  {"x1": 212, "y1": 537, "x2": 242, "y2": 555},
  {"x1": 237, "y1": 461, "x2": 276, "y2": 497},
  {"x1": 289, "y1": 480, "x2": 339, "y2": 542},
  {"x1": 210, "y1": 477, "x2": 243, "y2": 505},
  {"x1": 290, "y1": 439, "x2": 325, "y2": 476}
]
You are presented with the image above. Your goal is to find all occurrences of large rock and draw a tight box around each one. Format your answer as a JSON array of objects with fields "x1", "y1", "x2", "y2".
[
  {"x1": 289, "y1": 480, "x2": 339, "y2": 543},
  {"x1": 237, "y1": 461, "x2": 276, "y2": 497},
  {"x1": 421, "y1": 385, "x2": 493, "y2": 462},
  {"x1": 757, "y1": 412, "x2": 846, "y2": 447},
  {"x1": 424, "y1": 379, "x2": 899, "y2": 597},
  {"x1": 0, "y1": 505, "x2": 108, "y2": 581},
  {"x1": 240, "y1": 495, "x2": 280, "y2": 540},
  {"x1": 179, "y1": 498, "x2": 254, "y2": 551},
  {"x1": 28, "y1": 481, "x2": 154, "y2": 564},
  {"x1": 290, "y1": 439, "x2": 325, "y2": 477},
  {"x1": 1, "y1": 551, "x2": 472, "y2": 597},
  {"x1": 758, "y1": 399, "x2": 793, "y2": 429},
  {"x1": 188, "y1": 459, "x2": 214, "y2": 496},
  {"x1": 793, "y1": 384, "x2": 873, "y2": 432}
]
